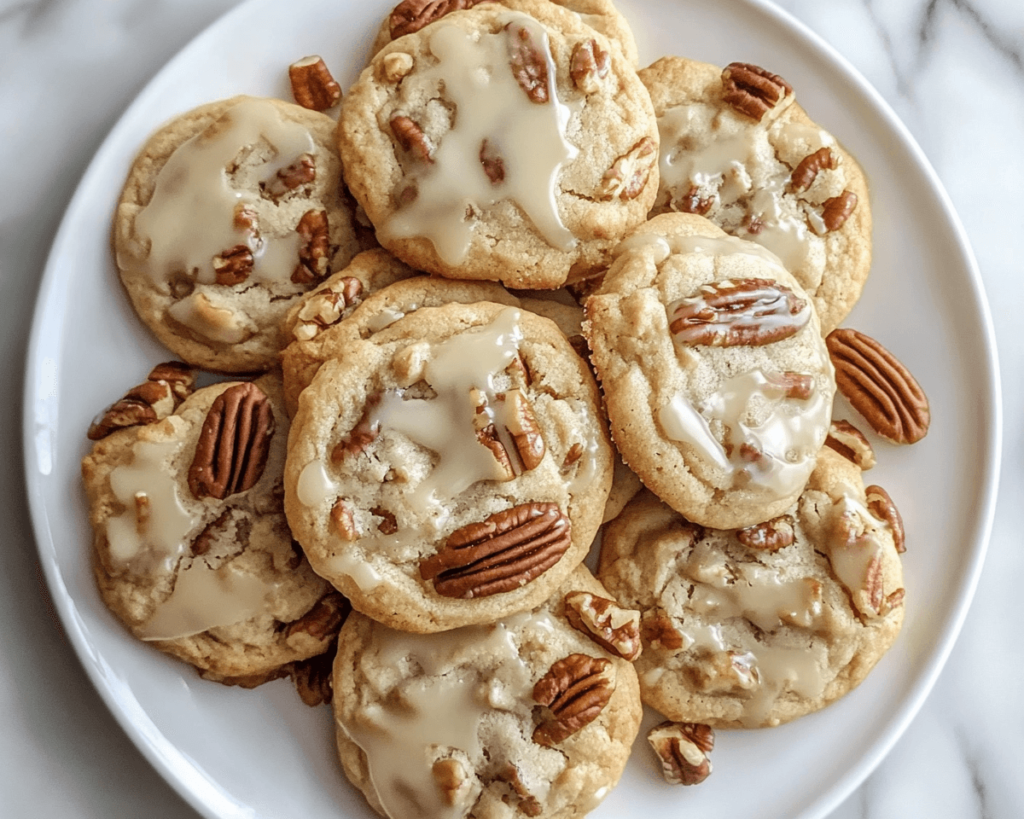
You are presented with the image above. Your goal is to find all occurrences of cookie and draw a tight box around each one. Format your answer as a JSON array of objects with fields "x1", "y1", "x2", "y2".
[
  {"x1": 597, "y1": 447, "x2": 906, "y2": 728},
  {"x1": 81, "y1": 373, "x2": 346, "y2": 685},
  {"x1": 114, "y1": 95, "x2": 365, "y2": 372},
  {"x1": 338, "y1": 2, "x2": 659, "y2": 289},
  {"x1": 640, "y1": 57, "x2": 872, "y2": 334},
  {"x1": 584, "y1": 212, "x2": 836, "y2": 530},
  {"x1": 370, "y1": 0, "x2": 640, "y2": 66},
  {"x1": 333, "y1": 566, "x2": 642, "y2": 818},
  {"x1": 283, "y1": 301, "x2": 613, "y2": 632}
]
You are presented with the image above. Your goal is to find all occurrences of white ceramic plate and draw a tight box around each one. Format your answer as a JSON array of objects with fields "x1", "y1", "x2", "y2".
[{"x1": 23, "y1": 0, "x2": 1000, "y2": 817}]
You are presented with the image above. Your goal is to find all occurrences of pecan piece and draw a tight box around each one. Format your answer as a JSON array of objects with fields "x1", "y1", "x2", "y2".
[
  {"x1": 766, "y1": 371, "x2": 814, "y2": 400},
  {"x1": 87, "y1": 366, "x2": 186, "y2": 440},
  {"x1": 213, "y1": 245, "x2": 254, "y2": 286},
  {"x1": 736, "y1": 515, "x2": 795, "y2": 552},
  {"x1": 293, "y1": 276, "x2": 364, "y2": 341},
  {"x1": 479, "y1": 139, "x2": 505, "y2": 184},
  {"x1": 570, "y1": 39, "x2": 610, "y2": 94},
  {"x1": 284, "y1": 592, "x2": 351, "y2": 642},
  {"x1": 826, "y1": 328, "x2": 929, "y2": 444},
  {"x1": 533, "y1": 654, "x2": 614, "y2": 746},
  {"x1": 289, "y1": 648, "x2": 336, "y2": 707},
  {"x1": 187, "y1": 382, "x2": 275, "y2": 500},
  {"x1": 419, "y1": 502, "x2": 572, "y2": 599},
  {"x1": 390, "y1": 114, "x2": 434, "y2": 163},
  {"x1": 288, "y1": 55, "x2": 342, "y2": 111},
  {"x1": 147, "y1": 361, "x2": 196, "y2": 402},
  {"x1": 675, "y1": 185, "x2": 713, "y2": 216},
  {"x1": 597, "y1": 137, "x2": 658, "y2": 201},
  {"x1": 564, "y1": 591, "x2": 642, "y2": 661},
  {"x1": 819, "y1": 190, "x2": 858, "y2": 233},
  {"x1": 648, "y1": 721, "x2": 714, "y2": 786},
  {"x1": 507, "y1": 20, "x2": 549, "y2": 104},
  {"x1": 292, "y1": 209, "x2": 331, "y2": 285},
  {"x1": 790, "y1": 147, "x2": 837, "y2": 193},
  {"x1": 504, "y1": 389, "x2": 546, "y2": 471},
  {"x1": 640, "y1": 609, "x2": 685, "y2": 650},
  {"x1": 825, "y1": 419, "x2": 876, "y2": 469},
  {"x1": 669, "y1": 278, "x2": 810, "y2": 347},
  {"x1": 389, "y1": 0, "x2": 484, "y2": 39},
  {"x1": 330, "y1": 498, "x2": 358, "y2": 541},
  {"x1": 721, "y1": 62, "x2": 793, "y2": 122},
  {"x1": 865, "y1": 484, "x2": 905, "y2": 553},
  {"x1": 265, "y1": 154, "x2": 316, "y2": 198}
]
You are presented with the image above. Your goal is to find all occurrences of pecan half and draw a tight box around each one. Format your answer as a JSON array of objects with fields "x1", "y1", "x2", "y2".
[
  {"x1": 790, "y1": 147, "x2": 837, "y2": 193},
  {"x1": 213, "y1": 245, "x2": 254, "y2": 286},
  {"x1": 187, "y1": 382, "x2": 275, "y2": 500},
  {"x1": 390, "y1": 114, "x2": 434, "y2": 163},
  {"x1": 288, "y1": 55, "x2": 342, "y2": 111},
  {"x1": 504, "y1": 389, "x2": 545, "y2": 471},
  {"x1": 532, "y1": 654, "x2": 614, "y2": 746},
  {"x1": 479, "y1": 139, "x2": 505, "y2": 184},
  {"x1": 564, "y1": 591, "x2": 642, "y2": 661},
  {"x1": 597, "y1": 137, "x2": 658, "y2": 201},
  {"x1": 736, "y1": 515, "x2": 795, "y2": 552},
  {"x1": 865, "y1": 484, "x2": 905, "y2": 553},
  {"x1": 826, "y1": 328, "x2": 929, "y2": 444},
  {"x1": 669, "y1": 278, "x2": 810, "y2": 347},
  {"x1": 819, "y1": 190, "x2": 858, "y2": 233},
  {"x1": 721, "y1": 62, "x2": 793, "y2": 122},
  {"x1": 389, "y1": 0, "x2": 483, "y2": 39},
  {"x1": 648, "y1": 721, "x2": 714, "y2": 786},
  {"x1": 419, "y1": 502, "x2": 572, "y2": 599},
  {"x1": 825, "y1": 419, "x2": 876, "y2": 469},
  {"x1": 507, "y1": 20, "x2": 549, "y2": 104},
  {"x1": 292, "y1": 209, "x2": 331, "y2": 285},
  {"x1": 570, "y1": 39, "x2": 610, "y2": 94}
]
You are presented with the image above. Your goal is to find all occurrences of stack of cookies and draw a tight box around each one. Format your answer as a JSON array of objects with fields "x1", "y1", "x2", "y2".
[{"x1": 81, "y1": 0, "x2": 932, "y2": 815}]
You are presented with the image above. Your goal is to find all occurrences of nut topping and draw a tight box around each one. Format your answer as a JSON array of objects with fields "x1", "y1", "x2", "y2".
[
  {"x1": 265, "y1": 154, "x2": 316, "y2": 197},
  {"x1": 479, "y1": 139, "x2": 505, "y2": 185},
  {"x1": 293, "y1": 276, "x2": 364, "y2": 341},
  {"x1": 570, "y1": 39, "x2": 610, "y2": 94},
  {"x1": 597, "y1": 137, "x2": 658, "y2": 201},
  {"x1": 288, "y1": 55, "x2": 342, "y2": 111},
  {"x1": 507, "y1": 20, "x2": 549, "y2": 104},
  {"x1": 736, "y1": 515, "x2": 795, "y2": 552},
  {"x1": 187, "y1": 382, "x2": 275, "y2": 500},
  {"x1": 330, "y1": 498, "x2": 358, "y2": 541},
  {"x1": 826, "y1": 328, "x2": 930, "y2": 444},
  {"x1": 669, "y1": 278, "x2": 810, "y2": 347},
  {"x1": 865, "y1": 484, "x2": 906, "y2": 553},
  {"x1": 504, "y1": 389, "x2": 546, "y2": 471},
  {"x1": 648, "y1": 721, "x2": 714, "y2": 786},
  {"x1": 825, "y1": 419, "x2": 876, "y2": 469},
  {"x1": 721, "y1": 62, "x2": 793, "y2": 122},
  {"x1": 389, "y1": 0, "x2": 484, "y2": 39},
  {"x1": 289, "y1": 648, "x2": 336, "y2": 707},
  {"x1": 790, "y1": 147, "x2": 837, "y2": 193},
  {"x1": 284, "y1": 592, "x2": 351, "y2": 642},
  {"x1": 292, "y1": 209, "x2": 331, "y2": 285},
  {"x1": 640, "y1": 609, "x2": 685, "y2": 650},
  {"x1": 213, "y1": 245, "x2": 254, "y2": 286},
  {"x1": 87, "y1": 361, "x2": 194, "y2": 440},
  {"x1": 381, "y1": 52, "x2": 415, "y2": 83},
  {"x1": 564, "y1": 591, "x2": 642, "y2": 661},
  {"x1": 532, "y1": 653, "x2": 615, "y2": 746},
  {"x1": 419, "y1": 502, "x2": 572, "y2": 599},
  {"x1": 390, "y1": 114, "x2": 434, "y2": 163},
  {"x1": 818, "y1": 190, "x2": 859, "y2": 233},
  {"x1": 675, "y1": 185, "x2": 714, "y2": 216}
]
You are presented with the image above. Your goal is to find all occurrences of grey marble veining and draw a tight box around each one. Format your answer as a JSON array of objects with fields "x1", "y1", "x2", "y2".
[{"x1": 1, "y1": 0, "x2": 1019, "y2": 817}]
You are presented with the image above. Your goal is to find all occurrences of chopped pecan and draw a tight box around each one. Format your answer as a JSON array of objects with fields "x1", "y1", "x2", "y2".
[
  {"x1": 475, "y1": 424, "x2": 516, "y2": 481},
  {"x1": 381, "y1": 52, "x2": 415, "y2": 83},
  {"x1": 865, "y1": 484, "x2": 905, "y2": 553},
  {"x1": 294, "y1": 276, "x2": 363, "y2": 340},
  {"x1": 479, "y1": 139, "x2": 505, "y2": 185},
  {"x1": 390, "y1": 114, "x2": 434, "y2": 163},
  {"x1": 389, "y1": 0, "x2": 484, "y2": 39},
  {"x1": 818, "y1": 190, "x2": 858, "y2": 233},
  {"x1": 766, "y1": 371, "x2": 814, "y2": 400},
  {"x1": 87, "y1": 361, "x2": 195, "y2": 440},
  {"x1": 213, "y1": 245, "x2": 254, "y2": 286},
  {"x1": 825, "y1": 419, "x2": 876, "y2": 469},
  {"x1": 826, "y1": 328, "x2": 929, "y2": 444},
  {"x1": 675, "y1": 185, "x2": 713, "y2": 216},
  {"x1": 790, "y1": 147, "x2": 837, "y2": 193},
  {"x1": 371, "y1": 506, "x2": 399, "y2": 535},
  {"x1": 496, "y1": 764, "x2": 542, "y2": 817},
  {"x1": 289, "y1": 648, "x2": 336, "y2": 707},
  {"x1": 265, "y1": 154, "x2": 316, "y2": 197},
  {"x1": 570, "y1": 39, "x2": 610, "y2": 94},
  {"x1": 563, "y1": 442, "x2": 584, "y2": 469},
  {"x1": 736, "y1": 515, "x2": 795, "y2": 552},
  {"x1": 292, "y1": 209, "x2": 331, "y2": 285},
  {"x1": 285, "y1": 592, "x2": 351, "y2": 642},
  {"x1": 190, "y1": 508, "x2": 241, "y2": 557},
  {"x1": 721, "y1": 62, "x2": 793, "y2": 122},
  {"x1": 419, "y1": 502, "x2": 572, "y2": 599},
  {"x1": 432, "y1": 758, "x2": 479, "y2": 809},
  {"x1": 597, "y1": 137, "x2": 658, "y2": 201},
  {"x1": 331, "y1": 401, "x2": 382, "y2": 461},
  {"x1": 506, "y1": 20, "x2": 549, "y2": 104},
  {"x1": 669, "y1": 278, "x2": 810, "y2": 347},
  {"x1": 640, "y1": 609, "x2": 685, "y2": 650},
  {"x1": 564, "y1": 591, "x2": 642, "y2": 661},
  {"x1": 330, "y1": 498, "x2": 358, "y2": 541},
  {"x1": 288, "y1": 55, "x2": 342, "y2": 111},
  {"x1": 533, "y1": 654, "x2": 614, "y2": 746},
  {"x1": 648, "y1": 721, "x2": 714, "y2": 786},
  {"x1": 187, "y1": 382, "x2": 275, "y2": 500},
  {"x1": 504, "y1": 389, "x2": 546, "y2": 471},
  {"x1": 233, "y1": 203, "x2": 259, "y2": 233},
  {"x1": 147, "y1": 361, "x2": 196, "y2": 402}
]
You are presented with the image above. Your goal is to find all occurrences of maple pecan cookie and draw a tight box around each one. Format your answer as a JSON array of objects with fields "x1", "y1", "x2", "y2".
[
  {"x1": 640, "y1": 57, "x2": 872, "y2": 334},
  {"x1": 370, "y1": 0, "x2": 640, "y2": 66},
  {"x1": 81, "y1": 372, "x2": 347, "y2": 685},
  {"x1": 338, "y1": 2, "x2": 659, "y2": 289},
  {"x1": 114, "y1": 95, "x2": 365, "y2": 372},
  {"x1": 584, "y1": 212, "x2": 836, "y2": 530},
  {"x1": 598, "y1": 447, "x2": 906, "y2": 728},
  {"x1": 283, "y1": 301, "x2": 613, "y2": 632},
  {"x1": 333, "y1": 566, "x2": 642, "y2": 819}
]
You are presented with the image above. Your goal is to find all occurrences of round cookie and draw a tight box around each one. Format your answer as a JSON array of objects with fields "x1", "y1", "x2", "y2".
[
  {"x1": 115, "y1": 95, "x2": 365, "y2": 372},
  {"x1": 333, "y1": 566, "x2": 642, "y2": 819},
  {"x1": 284, "y1": 301, "x2": 613, "y2": 632},
  {"x1": 370, "y1": 0, "x2": 639, "y2": 66},
  {"x1": 640, "y1": 57, "x2": 872, "y2": 334},
  {"x1": 81, "y1": 373, "x2": 346, "y2": 685},
  {"x1": 598, "y1": 447, "x2": 906, "y2": 729},
  {"x1": 338, "y1": 2, "x2": 659, "y2": 289},
  {"x1": 584, "y1": 212, "x2": 836, "y2": 530}
]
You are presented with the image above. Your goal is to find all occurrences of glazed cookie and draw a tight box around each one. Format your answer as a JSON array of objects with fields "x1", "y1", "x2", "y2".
[
  {"x1": 338, "y1": 2, "x2": 659, "y2": 289},
  {"x1": 584, "y1": 212, "x2": 836, "y2": 530},
  {"x1": 115, "y1": 95, "x2": 365, "y2": 372},
  {"x1": 370, "y1": 0, "x2": 639, "y2": 66},
  {"x1": 81, "y1": 373, "x2": 347, "y2": 685},
  {"x1": 333, "y1": 566, "x2": 642, "y2": 819},
  {"x1": 284, "y1": 302, "x2": 613, "y2": 632},
  {"x1": 640, "y1": 57, "x2": 872, "y2": 334},
  {"x1": 598, "y1": 447, "x2": 906, "y2": 728}
]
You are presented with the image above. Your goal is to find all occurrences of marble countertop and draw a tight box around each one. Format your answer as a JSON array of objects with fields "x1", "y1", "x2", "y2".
[{"x1": 0, "y1": 0, "x2": 1018, "y2": 816}]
